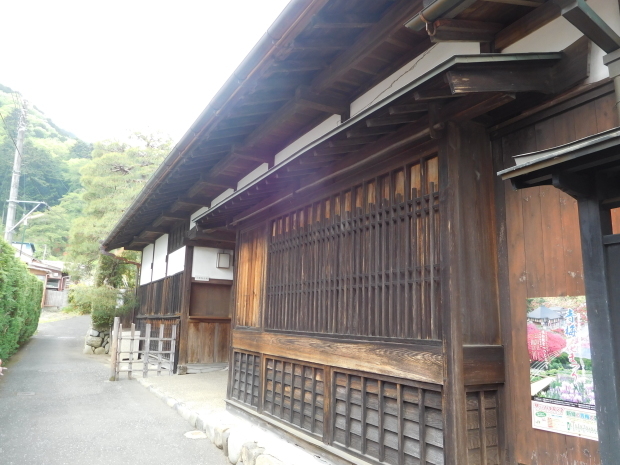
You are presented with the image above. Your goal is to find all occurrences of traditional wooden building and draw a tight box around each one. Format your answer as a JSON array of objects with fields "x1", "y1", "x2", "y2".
[{"x1": 103, "y1": 0, "x2": 620, "y2": 463}]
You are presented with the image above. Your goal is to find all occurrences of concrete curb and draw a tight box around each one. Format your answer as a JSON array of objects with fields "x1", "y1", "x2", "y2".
[{"x1": 137, "y1": 378, "x2": 329, "y2": 465}]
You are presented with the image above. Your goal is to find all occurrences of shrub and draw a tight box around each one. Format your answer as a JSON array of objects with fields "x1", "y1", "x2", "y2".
[
  {"x1": 0, "y1": 238, "x2": 44, "y2": 360},
  {"x1": 67, "y1": 284, "x2": 136, "y2": 330}
]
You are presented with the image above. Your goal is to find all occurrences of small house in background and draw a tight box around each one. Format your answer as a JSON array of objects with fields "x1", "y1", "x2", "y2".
[
  {"x1": 527, "y1": 306, "x2": 565, "y2": 330},
  {"x1": 13, "y1": 244, "x2": 69, "y2": 309},
  {"x1": 103, "y1": 0, "x2": 620, "y2": 464}
]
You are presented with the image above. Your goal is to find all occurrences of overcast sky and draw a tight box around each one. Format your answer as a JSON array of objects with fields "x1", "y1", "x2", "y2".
[{"x1": 1, "y1": 0, "x2": 290, "y2": 143}]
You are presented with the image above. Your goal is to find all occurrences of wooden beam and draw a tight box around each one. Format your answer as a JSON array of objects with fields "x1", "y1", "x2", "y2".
[
  {"x1": 312, "y1": 14, "x2": 378, "y2": 29},
  {"x1": 346, "y1": 125, "x2": 402, "y2": 138},
  {"x1": 290, "y1": 37, "x2": 353, "y2": 51},
  {"x1": 186, "y1": 227, "x2": 236, "y2": 243},
  {"x1": 264, "y1": 59, "x2": 327, "y2": 76},
  {"x1": 482, "y1": 0, "x2": 544, "y2": 7},
  {"x1": 388, "y1": 103, "x2": 427, "y2": 115},
  {"x1": 328, "y1": 136, "x2": 379, "y2": 147},
  {"x1": 561, "y1": 0, "x2": 620, "y2": 53},
  {"x1": 430, "y1": 18, "x2": 504, "y2": 43},
  {"x1": 313, "y1": 144, "x2": 363, "y2": 156},
  {"x1": 152, "y1": 212, "x2": 187, "y2": 227},
  {"x1": 169, "y1": 197, "x2": 210, "y2": 213},
  {"x1": 310, "y1": 0, "x2": 425, "y2": 91},
  {"x1": 414, "y1": 89, "x2": 463, "y2": 100},
  {"x1": 438, "y1": 92, "x2": 516, "y2": 122},
  {"x1": 446, "y1": 68, "x2": 554, "y2": 94},
  {"x1": 138, "y1": 226, "x2": 168, "y2": 239},
  {"x1": 494, "y1": 2, "x2": 560, "y2": 51},
  {"x1": 295, "y1": 86, "x2": 349, "y2": 115},
  {"x1": 366, "y1": 114, "x2": 424, "y2": 127}
]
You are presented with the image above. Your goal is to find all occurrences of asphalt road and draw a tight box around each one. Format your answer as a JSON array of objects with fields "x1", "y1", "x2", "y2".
[{"x1": 0, "y1": 315, "x2": 228, "y2": 465}]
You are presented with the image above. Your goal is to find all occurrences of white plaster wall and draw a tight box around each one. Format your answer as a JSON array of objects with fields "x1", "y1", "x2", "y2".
[
  {"x1": 350, "y1": 42, "x2": 481, "y2": 117},
  {"x1": 192, "y1": 246, "x2": 234, "y2": 281},
  {"x1": 237, "y1": 163, "x2": 269, "y2": 190},
  {"x1": 167, "y1": 246, "x2": 186, "y2": 276},
  {"x1": 151, "y1": 234, "x2": 169, "y2": 281},
  {"x1": 274, "y1": 114, "x2": 342, "y2": 165},
  {"x1": 502, "y1": 0, "x2": 620, "y2": 84},
  {"x1": 211, "y1": 188, "x2": 235, "y2": 208},
  {"x1": 139, "y1": 243, "x2": 154, "y2": 286},
  {"x1": 190, "y1": 206, "x2": 209, "y2": 229}
]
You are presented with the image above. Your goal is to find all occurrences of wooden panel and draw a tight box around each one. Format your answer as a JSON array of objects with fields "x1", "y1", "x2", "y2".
[
  {"x1": 231, "y1": 350, "x2": 261, "y2": 408},
  {"x1": 332, "y1": 370, "x2": 444, "y2": 465},
  {"x1": 236, "y1": 225, "x2": 267, "y2": 327},
  {"x1": 613, "y1": 208, "x2": 620, "y2": 234},
  {"x1": 189, "y1": 283, "x2": 231, "y2": 317},
  {"x1": 465, "y1": 390, "x2": 500, "y2": 465},
  {"x1": 186, "y1": 320, "x2": 230, "y2": 364},
  {"x1": 234, "y1": 330, "x2": 443, "y2": 385},
  {"x1": 265, "y1": 156, "x2": 440, "y2": 340},
  {"x1": 494, "y1": 91, "x2": 617, "y2": 464},
  {"x1": 137, "y1": 271, "x2": 185, "y2": 316},
  {"x1": 263, "y1": 357, "x2": 325, "y2": 437}
]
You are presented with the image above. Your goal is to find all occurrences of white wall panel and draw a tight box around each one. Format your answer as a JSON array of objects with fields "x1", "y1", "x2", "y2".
[
  {"x1": 502, "y1": 0, "x2": 620, "y2": 84},
  {"x1": 167, "y1": 246, "x2": 186, "y2": 276},
  {"x1": 211, "y1": 189, "x2": 235, "y2": 208},
  {"x1": 190, "y1": 206, "x2": 209, "y2": 229},
  {"x1": 139, "y1": 243, "x2": 154, "y2": 286},
  {"x1": 237, "y1": 163, "x2": 269, "y2": 190},
  {"x1": 274, "y1": 114, "x2": 342, "y2": 165},
  {"x1": 152, "y1": 234, "x2": 169, "y2": 281},
  {"x1": 192, "y1": 246, "x2": 234, "y2": 281}
]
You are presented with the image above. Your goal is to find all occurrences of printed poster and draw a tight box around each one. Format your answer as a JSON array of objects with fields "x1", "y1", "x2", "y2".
[{"x1": 527, "y1": 296, "x2": 598, "y2": 441}]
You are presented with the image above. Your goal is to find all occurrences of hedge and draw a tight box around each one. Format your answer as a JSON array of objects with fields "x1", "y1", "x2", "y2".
[{"x1": 0, "y1": 238, "x2": 44, "y2": 360}]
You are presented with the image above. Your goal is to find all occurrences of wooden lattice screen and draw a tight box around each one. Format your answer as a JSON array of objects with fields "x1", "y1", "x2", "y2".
[
  {"x1": 231, "y1": 351, "x2": 260, "y2": 408},
  {"x1": 466, "y1": 390, "x2": 499, "y2": 465},
  {"x1": 333, "y1": 371, "x2": 444, "y2": 465},
  {"x1": 235, "y1": 226, "x2": 267, "y2": 327},
  {"x1": 263, "y1": 357, "x2": 325, "y2": 436},
  {"x1": 265, "y1": 156, "x2": 440, "y2": 339}
]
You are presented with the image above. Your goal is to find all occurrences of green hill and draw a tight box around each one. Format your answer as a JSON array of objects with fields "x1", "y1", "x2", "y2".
[{"x1": 0, "y1": 83, "x2": 91, "y2": 259}]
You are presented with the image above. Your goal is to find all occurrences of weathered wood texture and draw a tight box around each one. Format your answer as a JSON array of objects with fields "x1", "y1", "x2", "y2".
[
  {"x1": 187, "y1": 320, "x2": 230, "y2": 364},
  {"x1": 332, "y1": 371, "x2": 444, "y2": 465},
  {"x1": 440, "y1": 121, "x2": 501, "y2": 465},
  {"x1": 168, "y1": 220, "x2": 189, "y2": 253},
  {"x1": 190, "y1": 283, "x2": 231, "y2": 317},
  {"x1": 493, "y1": 87, "x2": 619, "y2": 465},
  {"x1": 265, "y1": 156, "x2": 440, "y2": 339},
  {"x1": 232, "y1": 331, "x2": 503, "y2": 387},
  {"x1": 465, "y1": 389, "x2": 500, "y2": 465},
  {"x1": 137, "y1": 272, "x2": 185, "y2": 316},
  {"x1": 263, "y1": 357, "x2": 325, "y2": 437},
  {"x1": 231, "y1": 350, "x2": 261, "y2": 408},
  {"x1": 235, "y1": 226, "x2": 267, "y2": 327}
]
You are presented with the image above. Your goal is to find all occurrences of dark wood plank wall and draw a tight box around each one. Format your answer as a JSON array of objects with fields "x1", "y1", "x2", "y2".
[
  {"x1": 137, "y1": 271, "x2": 185, "y2": 316},
  {"x1": 494, "y1": 88, "x2": 620, "y2": 465},
  {"x1": 265, "y1": 157, "x2": 440, "y2": 339}
]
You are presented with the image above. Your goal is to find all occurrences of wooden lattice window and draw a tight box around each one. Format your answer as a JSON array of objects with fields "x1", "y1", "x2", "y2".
[
  {"x1": 236, "y1": 226, "x2": 267, "y2": 327},
  {"x1": 265, "y1": 156, "x2": 440, "y2": 339},
  {"x1": 231, "y1": 351, "x2": 260, "y2": 408},
  {"x1": 263, "y1": 357, "x2": 324, "y2": 436},
  {"x1": 466, "y1": 390, "x2": 499, "y2": 465},
  {"x1": 333, "y1": 371, "x2": 444, "y2": 465}
]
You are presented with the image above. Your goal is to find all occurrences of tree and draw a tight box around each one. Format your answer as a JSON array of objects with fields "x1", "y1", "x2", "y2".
[{"x1": 65, "y1": 132, "x2": 171, "y2": 280}]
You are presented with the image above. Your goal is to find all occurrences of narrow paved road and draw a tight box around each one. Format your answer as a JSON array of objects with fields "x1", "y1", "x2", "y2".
[{"x1": 0, "y1": 315, "x2": 228, "y2": 465}]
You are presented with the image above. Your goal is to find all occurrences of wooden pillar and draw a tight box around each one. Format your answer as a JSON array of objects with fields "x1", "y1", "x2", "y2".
[
  {"x1": 177, "y1": 245, "x2": 194, "y2": 372},
  {"x1": 440, "y1": 121, "x2": 501, "y2": 465},
  {"x1": 576, "y1": 196, "x2": 620, "y2": 464}
]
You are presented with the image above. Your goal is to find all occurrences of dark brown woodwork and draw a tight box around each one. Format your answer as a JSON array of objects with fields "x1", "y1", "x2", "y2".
[
  {"x1": 388, "y1": 104, "x2": 427, "y2": 115},
  {"x1": 494, "y1": 2, "x2": 561, "y2": 51},
  {"x1": 430, "y1": 18, "x2": 504, "y2": 43},
  {"x1": 295, "y1": 86, "x2": 349, "y2": 115},
  {"x1": 152, "y1": 212, "x2": 187, "y2": 227}
]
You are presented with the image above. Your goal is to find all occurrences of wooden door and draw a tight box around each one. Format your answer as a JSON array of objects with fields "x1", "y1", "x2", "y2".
[{"x1": 187, "y1": 282, "x2": 231, "y2": 364}]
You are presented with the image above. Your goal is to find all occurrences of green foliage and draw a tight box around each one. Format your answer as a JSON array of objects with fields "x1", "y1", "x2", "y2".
[
  {"x1": 96, "y1": 252, "x2": 139, "y2": 289},
  {"x1": 0, "y1": 237, "x2": 44, "y2": 360},
  {"x1": 65, "y1": 132, "x2": 170, "y2": 280},
  {"x1": 67, "y1": 284, "x2": 137, "y2": 330}
]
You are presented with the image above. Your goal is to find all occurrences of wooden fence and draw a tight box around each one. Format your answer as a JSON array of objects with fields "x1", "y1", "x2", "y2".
[{"x1": 109, "y1": 317, "x2": 177, "y2": 380}]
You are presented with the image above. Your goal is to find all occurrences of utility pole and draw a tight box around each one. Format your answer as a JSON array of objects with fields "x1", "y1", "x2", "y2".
[{"x1": 4, "y1": 104, "x2": 27, "y2": 243}]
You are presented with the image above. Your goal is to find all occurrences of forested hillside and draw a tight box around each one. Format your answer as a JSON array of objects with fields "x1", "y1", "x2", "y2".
[{"x1": 0, "y1": 83, "x2": 171, "y2": 280}]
